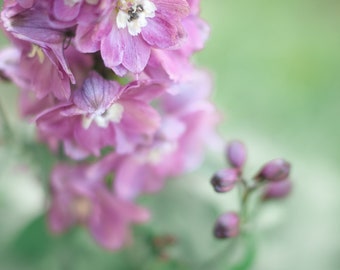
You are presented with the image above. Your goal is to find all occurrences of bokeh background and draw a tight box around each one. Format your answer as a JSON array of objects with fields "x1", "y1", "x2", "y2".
[{"x1": 1, "y1": 0, "x2": 340, "y2": 269}]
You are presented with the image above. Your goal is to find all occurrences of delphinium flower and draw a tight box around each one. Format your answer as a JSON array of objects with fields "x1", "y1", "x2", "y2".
[
  {"x1": 36, "y1": 71, "x2": 164, "y2": 157},
  {"x1": 144, "y1": 0, "x2": 210, "y2": 81},
  {"x1": 48, "y1": 157, "x2": 150, "y2": 250},
  {"x1": 0, "y1": 0, "x2": 219, "y2": 251},
  {"x1": 0, "y1": 34, "x2": 92, "y2": 100},
  {"x1": 71, "y1": 0, "x2": 191, "y2": 75},
  {"x1": 2, "y1": 0, "x2": 78, "y2": 84},
  {"x1": 112, "y1": 68, "x2": 218, "y2": 199}
]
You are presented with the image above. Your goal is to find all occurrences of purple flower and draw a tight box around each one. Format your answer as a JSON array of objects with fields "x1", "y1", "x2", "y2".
[
  {"x1": 37, "y1": 72, "x2": 164, "y2": 157},
  {"x1": 1, "y1": 1, "x2": 78, "y2": 83},
  {"x1": 112, "y1": 68, "x2": 219, "y2": 199},
  {"x1": 0, "y1": 36, "x2": 92, "y2": 100},
  {"x1": 144, "y1": 0, "x2": 209, "y2": 81},
  {"x1": 49, "y1": 162, "x2": 150, "y2": 250},
  {"x1": 112, "y1": 116, "x2": 186, "y2": 200},
  {"x1": 52, "y1": 0, "x2": 99, "y2": 22},
  {"x1": 75, "y1": 0, "x2": 190, "y2": 75}
]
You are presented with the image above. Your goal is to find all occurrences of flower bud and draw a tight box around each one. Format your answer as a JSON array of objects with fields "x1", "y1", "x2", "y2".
[
  {"x1": 256, "y1": 159, "x2": 291, "y2": 182},
  {"x1": 226, "y1": 140, "x2": 247, "y2": 168},
  {"x1": 262, "y1": 179, "x2": 292, "y2": 200},
  {"x1": 213, "y1": 212, "x2": 240, "y2": 239},
  {"x1": 210, "y1": 168, "x2": 238, "y2": 193}
]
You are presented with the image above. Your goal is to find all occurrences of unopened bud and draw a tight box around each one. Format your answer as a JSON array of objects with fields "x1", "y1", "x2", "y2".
[
  {"x1": 210, "y1": 168, "x2": 238, "y2": 193},
  {"x1": 262, "y1": 179, "x2": 292, "y2": 200},
  {"x1": 256, "y1": 159, "x2": 291, "y2": 182},
  {"x1": 213, "y1": 212, "x2": 240, "y2": 239},
  {"x1": 226, "y1": 140, "x2": 247, "y2": 169}
]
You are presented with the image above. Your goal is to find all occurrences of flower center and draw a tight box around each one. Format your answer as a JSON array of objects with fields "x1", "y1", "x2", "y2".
[
  {"x1": 71, "y1": 196, "x2": 92, "y2": 222},
  {"x1": 146, "y1": 141, "x2": 176, "y2": 164},
  {"x1": 82, "y1": 103, "x2": 124, "y2": 129},
  {"x1": 28, "y1": 44, "x2": 45, "y2": 63},
  {"x1": 116, "y1": 0, "x2": 156, "y2": 36}
]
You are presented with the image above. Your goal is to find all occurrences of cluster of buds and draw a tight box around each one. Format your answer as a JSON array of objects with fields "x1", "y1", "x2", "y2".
[
  {"x1": 211, "y1": 140, "x2": 292, "y2": 239},
  {"x1": 0, "y1": 0, "x2": 218, "y2": 250}
]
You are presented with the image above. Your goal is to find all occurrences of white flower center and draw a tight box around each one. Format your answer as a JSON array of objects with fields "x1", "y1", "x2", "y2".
[
  {"x1": 82, "y1": 103, "x2": 124, "y2": 129},
  {"x1": 146, "y1": 141, "x2": 176, "y2": 164},
  {"x1": 116, "y1": 0, "x2": 156, "y2": 36}
]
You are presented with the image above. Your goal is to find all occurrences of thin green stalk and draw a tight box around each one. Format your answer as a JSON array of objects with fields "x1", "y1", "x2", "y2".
[
  {"x1": 230, "y1": 233, "x2": 256, "y2": 270},
  {"x1": 240, "y1": 180, "x2": 265, "y2": 223},
  {"x1": 0, "y1": 101, "x2": 13, "y2": 142},
  {"x1": 198, "y1": 239, "x2": 238, "y2": 270}
]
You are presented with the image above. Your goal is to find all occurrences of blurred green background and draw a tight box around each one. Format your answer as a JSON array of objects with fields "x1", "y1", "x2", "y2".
[
  {"x1": 198, "y1": 0, "x2": 340, "y2": 269},
  {"x1": 1, "y1": 0, "x2": 340, "y2": 269}
]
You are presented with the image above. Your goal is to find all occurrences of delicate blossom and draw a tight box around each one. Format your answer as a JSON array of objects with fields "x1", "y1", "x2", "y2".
[
  {"x1": 37, "y1": 72, "x2": 164, "y2": 157},
  {"x1": 75, "y1": 0, "x2": 190, "y2": 75},
  {"x1": 0, "y1": 0, "x2": 221, "y2": 252},
  {"x1": 49, "y1": 162, "x2": 150, "y2": 250}
]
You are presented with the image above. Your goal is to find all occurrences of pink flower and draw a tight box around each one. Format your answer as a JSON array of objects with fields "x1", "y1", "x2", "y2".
[
  {"x1": 49, "y1": 161, "x2": 150, "y2": 250},
  {"x1": 1, "y1": 1, "x2": 78, "y2": 83},
  {"x1": 37, "y1": 72, "x2": 164, "y2": 157},
  {"x1": 0, "y1": 37, "x2": 92, "y2": 100},
  {"x1": 52, "y1": 0, "x2": 99, "y2": 22},
  {"x1": 75, "y1": 0, "x2": 190, "y2": 75},
  {"x1": 112, "y1": 116, "x2": 186, "y2": 199},
  {"x1": 112, "y1": 68, "x2": 219, "y2": 199},
  {"x1": 144, "y1": 0, "x2": 209, "y2": 81}
]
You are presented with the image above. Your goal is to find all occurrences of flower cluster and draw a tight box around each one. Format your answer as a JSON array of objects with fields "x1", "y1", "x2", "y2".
[
  {"x1": 0, "y1": 0, "x2": 217, "y2": 250},
  {"x1": 211, "y1": 140, "x2": 292, "y2": 239}
]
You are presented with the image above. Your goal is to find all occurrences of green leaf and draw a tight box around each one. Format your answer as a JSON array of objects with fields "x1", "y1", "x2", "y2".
[{"x1": 8, "y1": 215, "x2": 54, "y2": 260}]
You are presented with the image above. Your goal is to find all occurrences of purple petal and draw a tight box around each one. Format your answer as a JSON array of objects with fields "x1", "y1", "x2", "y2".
[
  {"x1": 153, "y1": 0, "x2": 190, "y2": 20},
  {"x1": 119, "y1": 99, "x2": 161, "y2": 135},
  {"x1": 73, "y1": 71, "x2": 122, "y2": 112},
  {"x1": 101, "y1": 26, "x2": 124, "y2": 69},
  {"x1": 142, "y1": 16, "x2": 181, "y2": 49},
  {"x1": 53, "y1": 0, "x2": 81, "y2": 22},
  {"x1": 121, "y1": 32, "x2": 151, "y2": 73},
  {"x1": 122, "y1": 80, "x2": 166, "y2": 102}
]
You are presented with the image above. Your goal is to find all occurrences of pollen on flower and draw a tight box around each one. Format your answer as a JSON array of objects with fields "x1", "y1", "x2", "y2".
[
  {"x1": 71, "y1": 196, "x2": 92, "y2": 222},
  {"x1": 82, "y1": 103, "x2": 124, "y2": 129},
  {"x1": 146, "y1": 141, "x2": 176, "y2": 164},
  {"x1": 27, "y1": 44, "x2": 45, "y2": 63},
  {"x1": 116, "y1": 0, "x2": 156, "y2": 36}
]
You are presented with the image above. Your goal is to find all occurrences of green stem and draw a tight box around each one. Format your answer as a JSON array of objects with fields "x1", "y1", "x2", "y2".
[
  {"x1": 240, "y1": 180, "x2": 265, "y2": 223},
  {"x1": 197, "y1": 239, "x2": 238, "y2": 270},
  {"x1": 230, "y1": 233, "x2": 256, "y2": 270},
  {"x1": 240, "y1": 186, "x2": 255, "y2": 222},
  {"x1": 0, "y1": 101, "x2": 13, "y2": 141}
]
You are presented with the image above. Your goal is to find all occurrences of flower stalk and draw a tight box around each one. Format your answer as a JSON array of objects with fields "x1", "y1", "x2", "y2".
[{"x1": 0, "y1": 101, "x2": 13, "y2": 142}]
